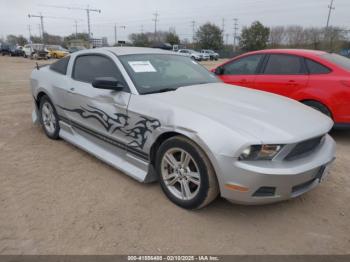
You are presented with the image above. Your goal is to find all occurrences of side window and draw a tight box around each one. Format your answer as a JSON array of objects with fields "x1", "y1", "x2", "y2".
[
  {"x1": 264, "y1": 54, "x2": 305, "y2": 75},
  {"x1": 305, "y1": 59, "x2": 331, "y2": 74},
  {"x1": 72, "y1": 55, "x2": 128, "y2": 90},
  {"x1": 223, "y1": 54, "x2": 263, "y2": 75},
  {"x1": 50, "y1": 56, "x2": 70, "y2": 75}
]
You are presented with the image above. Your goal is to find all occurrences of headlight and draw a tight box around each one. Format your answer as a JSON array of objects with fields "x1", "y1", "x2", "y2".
[{"x1": 239, "y1": 144, "x2": 284, "y2": 161}]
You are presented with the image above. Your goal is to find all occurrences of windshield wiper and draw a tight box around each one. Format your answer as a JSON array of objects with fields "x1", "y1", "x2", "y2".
[{"x1": 144, "y1": 87, "x2": 178, "y2": 94}]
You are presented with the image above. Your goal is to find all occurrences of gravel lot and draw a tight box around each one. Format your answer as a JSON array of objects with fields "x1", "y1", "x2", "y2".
[{"x1": 0, "y1": 56, "x2": 349, "y2": 255}]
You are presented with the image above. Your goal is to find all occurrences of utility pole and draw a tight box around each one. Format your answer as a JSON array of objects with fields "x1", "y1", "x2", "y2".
[
  {"x1": 233, "y1": 18, "x2": 239, "y2": 51},
  {"x1": 38, "y1": 4, "x2": 101, "y2": 44},
  {"x1": 37, "y1": 24, "x2": 42, "y2": 39},
  {"x1": 28, "y1": 13, "x2": 45, "y2": 41},
  {"x1": 74, "y1": 20, "x2": 78, "y2": 38},
  {"x1": 153, "y1": 12, "x2": 159, "y2": 41},
  {"x1": 114, "y1": 24, "x2": 117, "y2": 45},
  {"x1": 141, "y1": 25, "x2": 144, "y2": 34},
  {"x1": 114, "y1": 24, "x2": 126, "y2": 45},
  {"x1": 27, "y1": 25, "x2": 32, "y2": 42},
  {"x1": 326, "y1": 0, "x2": 335, "y2": 29},
  {"x1": 191, "y1": 20, "x2": 196, "y2": 44},
  {"x1": 222, "y1": 18, "x2": 225, "y2": 44}
]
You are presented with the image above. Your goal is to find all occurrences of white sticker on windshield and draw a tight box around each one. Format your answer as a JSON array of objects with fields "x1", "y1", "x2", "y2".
[{"x1": 128, "y1": 61, "x2": 157, "y2": 73}]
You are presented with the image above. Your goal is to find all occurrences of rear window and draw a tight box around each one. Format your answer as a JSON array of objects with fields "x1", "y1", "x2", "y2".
[
  {"x1": 322, "y1": 53, "x2": 350, "y2": 71},
  {"x1": 50, "y1": 56, "x2": 70, "y2": 75}
]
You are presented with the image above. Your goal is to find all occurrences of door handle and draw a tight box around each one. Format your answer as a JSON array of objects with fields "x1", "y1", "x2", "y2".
[
  {"x1": 287, "y1": 80, "x2": 297, "y2": 86},
  {"x1": 67, "y1": 87, "x2": 75, "y2": 94}
]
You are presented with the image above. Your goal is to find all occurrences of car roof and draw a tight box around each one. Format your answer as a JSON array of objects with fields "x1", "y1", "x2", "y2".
[
  {"x1": 81, "y1": 47, "x2": 176, "y2": 56},
  {"x1": 246, "y1": 49, "x2": 327, "y2": 57}
]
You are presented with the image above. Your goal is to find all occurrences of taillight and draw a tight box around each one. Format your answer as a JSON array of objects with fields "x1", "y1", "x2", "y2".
[{"x1": 340, "y1": 80, "x2": 350, "y2": 87}]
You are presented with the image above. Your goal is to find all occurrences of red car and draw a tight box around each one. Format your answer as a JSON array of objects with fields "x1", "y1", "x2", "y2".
[{"x1": 213, "y1": 49, "x2": 350, "y2": 128}]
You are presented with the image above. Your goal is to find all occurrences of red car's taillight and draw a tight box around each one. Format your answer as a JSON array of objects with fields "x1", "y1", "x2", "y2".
[{"x1": 340, "y1": 80, "x2": 350, "y2": 87}]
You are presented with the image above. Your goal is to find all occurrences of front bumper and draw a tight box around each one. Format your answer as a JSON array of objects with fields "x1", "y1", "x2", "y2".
[{"x1": 216, "y1": 134, "x2": 336, "y2": 204}]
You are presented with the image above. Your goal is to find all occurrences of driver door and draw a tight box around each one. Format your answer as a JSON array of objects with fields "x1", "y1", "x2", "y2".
[
  {"x1": 218, "y1": 54, "x2": 265, "y2": 88},
  {"x1": 61, "y1": 54, "x2": 132, "y2": 155}
]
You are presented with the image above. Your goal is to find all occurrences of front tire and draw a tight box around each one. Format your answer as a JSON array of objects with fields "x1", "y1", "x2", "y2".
[
  {"x1": 39, "y1": 96, "x2": 60, "y2": 139},
  {"x1": 156, "y1": 136, "x2": 219, "y2": 209}
]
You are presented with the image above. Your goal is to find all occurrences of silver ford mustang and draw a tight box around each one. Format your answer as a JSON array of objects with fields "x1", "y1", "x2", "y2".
[{"x1": 30, "y1": 47, "x2": 336, "y2": 209}]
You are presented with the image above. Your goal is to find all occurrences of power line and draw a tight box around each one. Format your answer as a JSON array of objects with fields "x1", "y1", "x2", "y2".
[{"x1": 326, "y1": 0, "x2": 335, "y2": 28}]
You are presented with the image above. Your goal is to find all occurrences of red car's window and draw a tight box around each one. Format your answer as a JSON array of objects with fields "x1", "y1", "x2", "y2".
[
  {"x1": 305, "y1": 59, "x2": 331, "y2": 74},
  {"x1": 222, "y1": 54, "x2": 264, "y2": 75},
  {"x1": 263, "y1": 54, "x2": 305, "y2": 75}
]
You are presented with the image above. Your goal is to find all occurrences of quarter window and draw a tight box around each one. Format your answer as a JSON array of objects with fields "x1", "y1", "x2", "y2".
[
  {"x1": 264, "y1": 54, "x2": 305, "y2": 75},
  {"x1": 305, "y1": 59, "x2": 331, "y2": 74},
  {"x1": 72, "y1": 55, "x2": 127, "y2": 89},
  {"x1": 223, "y1": 54, "x2": 263, "y2": 75},
  {"x1": 50, "y1": 56, "x2": 70, "y2": 75}
]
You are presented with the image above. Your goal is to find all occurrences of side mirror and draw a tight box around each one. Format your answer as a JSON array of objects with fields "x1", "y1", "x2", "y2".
[
  {"x1": 92, "y1": 77, "x2": 124, "y2": 91},
  {"x1": 214, "y1": 66, "x2": 224, "y2": 75}
]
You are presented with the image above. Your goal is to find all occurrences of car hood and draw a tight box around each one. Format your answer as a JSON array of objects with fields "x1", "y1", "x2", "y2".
[{"x1": 149, "y1": 83, "x2": 333, "y2": 143}]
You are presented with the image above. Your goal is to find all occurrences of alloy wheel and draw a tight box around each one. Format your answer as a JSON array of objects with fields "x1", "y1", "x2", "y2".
[
  {"x1": 41, "y1": 102, "x2": 57, "y2": 135},
  {"x1": 161, "y1": 148, "x2": 201, "y2": 200}
]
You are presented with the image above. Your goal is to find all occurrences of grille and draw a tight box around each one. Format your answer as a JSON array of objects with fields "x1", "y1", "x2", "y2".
[
  {"x1": 285, "y1": 136, "x2": 324, "y2": 161},
  {"x1": 253, "y1": 187, "x2": 276, "y2": 197}
]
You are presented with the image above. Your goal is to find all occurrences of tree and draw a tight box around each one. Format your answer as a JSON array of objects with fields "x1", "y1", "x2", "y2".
[
  {"x1": 6, "y1": 34, "x2": 28, "y2": 46},
  {"x1": 165, "y1": 32, "x2": 180, "y2": 46},
  {"x1": 129, "y1": 33, "x2": 150, "y2": 47},
  {"x1": 269, "y1": 26, "x2": 285, "y2": 48},
  {"x1": 240, "y1": 21, "x2": 270, "y2": 51},
  {"x1": 30, "y1": 36, "x2": 43, "y2": 44},
  {"x1": 43, "y1": 33, "x2": 63, "y2": 45},
  {"x1": 284, "y1": 25, "x2": 305, "y2": 47},
  {"x1": 196, "y1": 23, "x2": 223, "y2": 50},
  {"x1": 304, "y1": 27, "x2": 323, "y2": 49},
  {"x1": 63, "y1": 33, "x2": 89, "y2": 48}
]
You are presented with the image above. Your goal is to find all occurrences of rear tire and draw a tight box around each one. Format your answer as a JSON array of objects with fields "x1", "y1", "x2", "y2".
[
  {"x1": 156, "y1": 136, "x2": 219, "y2": 209},
  {"x1": 302, "y1": 101, "x2": 332, "y2": 119},
  {"x1": 39, "y1": 96, "x2": 60, "y2": 140}
]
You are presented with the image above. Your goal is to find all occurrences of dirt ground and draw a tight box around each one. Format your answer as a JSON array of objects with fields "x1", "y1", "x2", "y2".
[{"x1": 0, "y1": 56, "x2": 349, "y2": 255}]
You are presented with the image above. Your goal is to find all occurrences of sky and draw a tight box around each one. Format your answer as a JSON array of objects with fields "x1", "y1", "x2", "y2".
[{"x1": 0, "y1": 0, "x2": 349, "y2": 45}]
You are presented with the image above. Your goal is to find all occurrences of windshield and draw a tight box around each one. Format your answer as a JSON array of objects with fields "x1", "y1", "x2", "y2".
[
  {"x1": 322, "y1": 53, "x2": 350, "y2": 71},
  {"x1": 119, "y1": 54, "x2": 219, "y2": 94}
]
